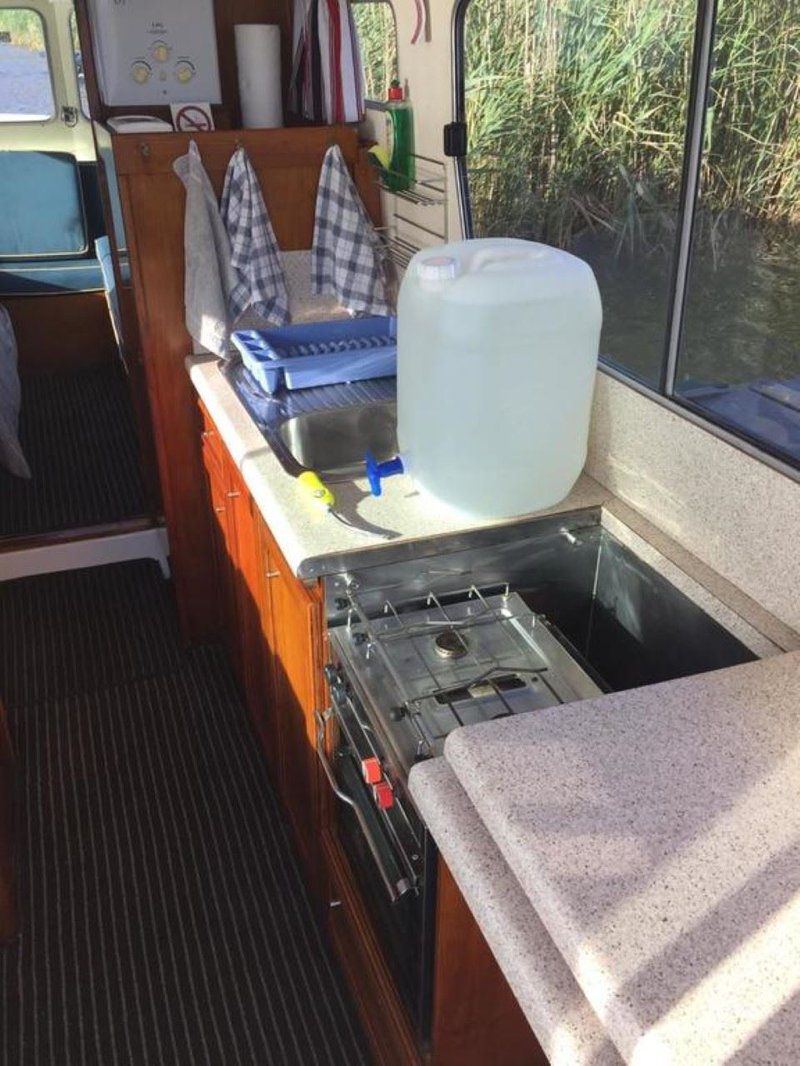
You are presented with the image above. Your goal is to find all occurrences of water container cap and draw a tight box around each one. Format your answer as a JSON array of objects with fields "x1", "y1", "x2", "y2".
[{"x1": 416, "y1": 255, "x2": 458, "y2": 282}]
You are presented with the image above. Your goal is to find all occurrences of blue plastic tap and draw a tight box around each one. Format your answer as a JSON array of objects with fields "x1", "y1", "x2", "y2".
[{"x1": 365, "y1": 452, "x2": 404, "y2": 496}]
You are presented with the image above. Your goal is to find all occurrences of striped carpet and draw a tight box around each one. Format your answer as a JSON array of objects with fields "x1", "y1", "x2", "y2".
[
  {"x1": 0, "y1": 367, "x2": 147, "y2": 540},
  {"x1": 0, "y1": 561, "x2": 371, "y2": 1066}
]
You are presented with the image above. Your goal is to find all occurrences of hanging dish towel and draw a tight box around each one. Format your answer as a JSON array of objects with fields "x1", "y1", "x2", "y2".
[
  {"x1": 0, "y1": 305, "x2": 31, "y2": 479},
  {"x1": 173, "y1": 141, "x2": 234, "y2": 358},
  {"x1": 312, "y1": 145, "x2": 390, "y2": 316},
  {"x1": 290, "y1": 0, "x2": 364, "y2": 124},
  {"x1": 221, "y1": 146, "x2": 290, "y2": 326}
]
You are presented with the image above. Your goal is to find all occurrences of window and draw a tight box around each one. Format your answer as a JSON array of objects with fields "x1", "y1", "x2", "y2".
[
  {"x1": 456, "y1": 0, "x2": 800, "y2": 469},
  {"x1": 674, "y1": 2, "x2": 800, "y2": 464},
  {"x1": 353, "y1": 0, "x2": 398, "y2": 104},
  {"x1": 0, "y1": 8, "x2": 54, "y2": 121}
]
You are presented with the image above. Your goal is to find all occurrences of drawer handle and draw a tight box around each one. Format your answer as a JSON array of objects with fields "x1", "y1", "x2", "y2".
[
  {"x1": 226, "y1": 490, "x2": 241, "y2": 499},
  {"x1": 265, "y1": 570, "x2": 280, "y2": 579},
  {"x1": 201, "y1": 429, "x2": 215, "y2": 440}
]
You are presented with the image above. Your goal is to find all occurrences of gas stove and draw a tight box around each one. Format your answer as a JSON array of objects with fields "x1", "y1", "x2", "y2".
[{"x1": 328, "y1": 585, "x2": 602, "y2": 780}]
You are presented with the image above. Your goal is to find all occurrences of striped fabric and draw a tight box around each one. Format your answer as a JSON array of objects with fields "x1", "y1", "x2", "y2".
[
  {"x1": 0, "y1": 367, "x2": 146, "y2": 540},
  {"x1": 0, "y1": 562, "x2": 371, "y2": 1066}
]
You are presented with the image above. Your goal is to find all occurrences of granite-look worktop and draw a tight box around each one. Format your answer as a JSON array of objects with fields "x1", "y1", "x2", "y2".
[
  {"x1": 188, "y1": 354, "x2": 610, "y2": 578},
  {"x1": 444, "y1": 652, "x2": 800, "y2": 1064}
]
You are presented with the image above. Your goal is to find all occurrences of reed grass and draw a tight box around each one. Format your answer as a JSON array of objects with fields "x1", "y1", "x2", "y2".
[
  {"x1": 0, "y1": 9, "x2": 45, "y2": 52},
  {"x1": 463, "y1": 0, "x2": 799, "y2": 252},
  {"x1": 353, "y1": 0, "x2": 398, "y2": 102}
]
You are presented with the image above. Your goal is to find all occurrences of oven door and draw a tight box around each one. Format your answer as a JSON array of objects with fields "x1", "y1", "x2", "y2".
[{"x1": 315, "y1": 683, "x2": 434, "y2": 1044}]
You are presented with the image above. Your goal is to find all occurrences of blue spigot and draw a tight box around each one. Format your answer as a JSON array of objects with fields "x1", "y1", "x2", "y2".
[{"x1": 365, "y1": 451, "x2": 404, "y2": 496}]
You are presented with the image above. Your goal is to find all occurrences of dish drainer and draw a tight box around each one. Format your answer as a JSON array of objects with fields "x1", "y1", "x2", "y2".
[{"x1": 230, "y1": 315, "x2": 397, "y2": 395}]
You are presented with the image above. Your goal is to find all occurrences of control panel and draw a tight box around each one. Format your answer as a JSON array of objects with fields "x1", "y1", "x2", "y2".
[{"x1": 87, "y1": 0, "x2": 221, "y2": 106}]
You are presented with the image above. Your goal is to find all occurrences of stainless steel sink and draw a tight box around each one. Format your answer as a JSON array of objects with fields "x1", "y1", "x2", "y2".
[{"x1": 276, "y1": 401, "x2": 397, "y2": 481}]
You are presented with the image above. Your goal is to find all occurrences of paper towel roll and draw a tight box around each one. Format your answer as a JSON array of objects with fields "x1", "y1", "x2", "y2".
[{"x1": 235, "y1": 24, "x2": 283, "y2": 129}]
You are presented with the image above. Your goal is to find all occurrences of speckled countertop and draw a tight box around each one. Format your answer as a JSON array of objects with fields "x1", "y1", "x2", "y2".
[
  {"x1": 445, "y1": 652, "x2": 800, "y2": 1064},
  {"x1": 187, "y1": 354, "x2": 610, "y2": 578}
]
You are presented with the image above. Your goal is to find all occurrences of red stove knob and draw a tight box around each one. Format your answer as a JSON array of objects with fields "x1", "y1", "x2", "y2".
[
  {"x1": 361, "y1": 756, "x2": 382, "y2": 785},
  {"x1": 372, "y1": 780, "x2": 394, "y2": 809}
]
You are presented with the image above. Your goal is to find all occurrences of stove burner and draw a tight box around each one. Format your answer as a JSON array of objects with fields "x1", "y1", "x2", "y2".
[{"x1": 434, "y1": 628, "x2": 468, "y2": 660}]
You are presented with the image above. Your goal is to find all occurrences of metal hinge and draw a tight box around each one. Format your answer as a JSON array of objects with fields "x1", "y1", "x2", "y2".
[
  {"x1": 443, "y1": 121, "x2": 467, "y2": 158},
  {"x1": 61, "y1": 105, "x2": 79, "y2": 128}
]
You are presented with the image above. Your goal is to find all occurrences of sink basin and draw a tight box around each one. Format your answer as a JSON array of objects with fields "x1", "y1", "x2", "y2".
[{"x1": 276, "y1": 401, "x2": 397, "y2": 481}]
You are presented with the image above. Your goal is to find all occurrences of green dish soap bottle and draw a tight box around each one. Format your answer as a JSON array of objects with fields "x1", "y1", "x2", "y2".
[{"x1": 385, "y1": 79, "x2": 414, "y2": 192}]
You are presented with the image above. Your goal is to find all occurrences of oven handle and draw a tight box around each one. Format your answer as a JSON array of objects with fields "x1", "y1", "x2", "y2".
[{"x1": 314, "y1": 709, "x2": 413, "y2": 904}]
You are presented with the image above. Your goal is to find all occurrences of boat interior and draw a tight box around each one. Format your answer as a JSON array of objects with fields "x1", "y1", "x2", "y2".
[{"x1": 0, "y1": 0, "x2": 799, "y2": 1063}]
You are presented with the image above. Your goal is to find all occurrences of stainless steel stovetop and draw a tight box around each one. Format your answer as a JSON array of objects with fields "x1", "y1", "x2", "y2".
[{"x1": 329, "y1": 586, "x2": 602, "y2": 779}]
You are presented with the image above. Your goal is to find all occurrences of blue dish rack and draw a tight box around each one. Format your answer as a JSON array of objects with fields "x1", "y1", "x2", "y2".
[{"x1": 230, "y1": 315, "x2": 397, "y2": 395}]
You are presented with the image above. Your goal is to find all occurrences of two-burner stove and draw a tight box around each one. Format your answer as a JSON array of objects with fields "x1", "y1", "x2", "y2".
[{"x1": 328, "y1": 584, "x2": 602, "y2": 781}]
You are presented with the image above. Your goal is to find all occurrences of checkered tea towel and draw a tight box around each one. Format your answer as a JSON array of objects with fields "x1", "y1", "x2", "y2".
[
  {"x1": 221, "y1": 146, "x2": 290, "y2": 326},
  {"x1": 311, "y1": 145, "x2": 390, "y2": 316}
]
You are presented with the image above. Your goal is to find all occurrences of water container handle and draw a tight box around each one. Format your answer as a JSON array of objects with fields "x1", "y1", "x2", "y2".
[
  {"x1": 365, "y1": 452, "x2": 404, "y2": 496},
  {"x1": 470, "y1": 246, "x2": 547, "y2": 273}
]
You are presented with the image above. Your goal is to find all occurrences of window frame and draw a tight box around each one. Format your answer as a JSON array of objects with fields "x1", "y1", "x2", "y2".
[
  {"x1": 0, "y1": 5, "x2": 56, "y2": 124},
  {"x1": 452, "y1": 0, "x2": 800, "y2": 481}
]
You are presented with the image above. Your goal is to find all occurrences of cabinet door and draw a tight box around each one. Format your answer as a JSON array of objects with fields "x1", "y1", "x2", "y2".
[
  {"x1": 264, "y1": 542, "x2": 324, "y2": 881},
  {"x1": 200, "y1": 437, "x2": 241, "y2": 679},
  {"x1": 432, "y1": 859, "x2": 546, "y2": 1066},
  {"x1": 227, "y1": 471, "x2": 271, "y2": 731}
]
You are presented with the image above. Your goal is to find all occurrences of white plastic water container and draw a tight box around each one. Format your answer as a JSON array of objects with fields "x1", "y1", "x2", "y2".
[{"x1": 396, "y1": 238, "x2": 602, "y2": 518}]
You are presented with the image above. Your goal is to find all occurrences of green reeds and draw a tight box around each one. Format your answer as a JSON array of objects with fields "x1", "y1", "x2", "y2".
[
  {"x1": 0, "y1": 9, "x2": 46, "y2": 51},
  {"x1": 463, "y1": 0, "x2": 799, "y2": 253}
]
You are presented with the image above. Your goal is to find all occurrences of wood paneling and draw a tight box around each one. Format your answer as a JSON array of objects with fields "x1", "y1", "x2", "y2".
[
  {"x1": 3, "y1": 292, "x2": 117, "y2": 372},
  {"x1": 0, "y1": 702, "x2": 15, "y2": 944},
  {"x1": 115, "y1": 125, "x2": 379, "y2": 639},
  {"x1": 432, "y1": 858, "x2": 547, "y2": 1066}
]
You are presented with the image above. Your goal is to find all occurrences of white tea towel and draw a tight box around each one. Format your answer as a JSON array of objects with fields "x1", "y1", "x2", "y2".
[
  {"x1": 311, "y1": 145, "x2": 390, "y2": 316},
  {"x1": 221, "y1": 146, "x2": 289, "y2": 325},
  {"x1": 173, "y1": 141, "x2": 234, "y2": 357},
  {"x1": 0, "y1": 305, "x2": 31, "y2": 479}
]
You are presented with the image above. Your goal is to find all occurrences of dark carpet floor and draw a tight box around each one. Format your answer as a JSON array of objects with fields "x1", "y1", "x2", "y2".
[
  {"x1": 0, "y1": 561, "x2": 371, "y2": 1066},
  {"x1": 0, "y1": 367, "x2": 147, "y2": 540}
]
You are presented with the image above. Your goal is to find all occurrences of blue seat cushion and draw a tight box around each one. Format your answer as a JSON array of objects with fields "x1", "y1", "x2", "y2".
[{"x1": 0, "y1": 150, "x2": 87, "y2": 257}]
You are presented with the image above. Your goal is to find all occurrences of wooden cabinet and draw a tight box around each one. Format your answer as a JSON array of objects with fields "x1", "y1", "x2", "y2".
[
  {"x1": 200, "y1": 425, "x2": 242, "y2": 679},
  {"x1": 258, "y1": 518, "x2": 324, "y2": 882},
  {"x1": 198, "y1": 400, "x2": 323, "y2": 884},
  {"x1": 196, "y1": 399, "x2": 543, "y2": 1066},
  {"x1": 432, "y1": 861, "x2": 546, "y2": 1066}
]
